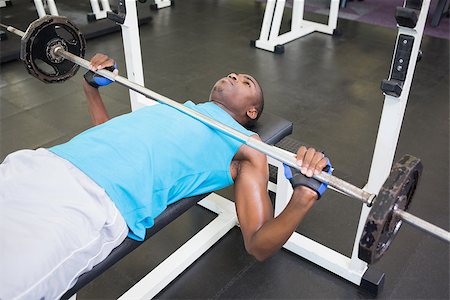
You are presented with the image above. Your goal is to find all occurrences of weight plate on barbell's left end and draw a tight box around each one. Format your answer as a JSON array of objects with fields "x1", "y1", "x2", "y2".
[
  {"x1": 359, "y1": 154, "x2": 423, "y2": 264},
  {"x1": 20, "y1": 16, "x2": 86, "y2": 83}
]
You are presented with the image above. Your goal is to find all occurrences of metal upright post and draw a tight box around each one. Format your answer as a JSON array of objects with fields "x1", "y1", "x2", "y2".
[
  {"x1": 33, "y1": 0, "x2": 59, "y2": 17},
  {"x1": 121, "y1": 0, "x2": 157, "y2": 110},
  {"x1": 351, "y1": 0, "x2": 431, "y2": 273}
]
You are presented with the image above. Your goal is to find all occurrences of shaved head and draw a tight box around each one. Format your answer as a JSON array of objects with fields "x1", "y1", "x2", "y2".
[{"x1": 209, "y1": 73, "x2": 264, "y2": 128}]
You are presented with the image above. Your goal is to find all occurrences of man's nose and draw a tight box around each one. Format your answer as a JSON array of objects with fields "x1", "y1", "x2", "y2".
[{"x1": 228, "y1": 73, "x2": 238, "y2": 81}]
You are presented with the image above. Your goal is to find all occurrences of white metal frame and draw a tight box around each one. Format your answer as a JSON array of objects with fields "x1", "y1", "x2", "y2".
[
  {"x1": 366, "y1": 0, "x2": 430, "y2": 193},
  {"x1": 89, "y1": 0, "x2": 112, "y2": 20},
  {"x1": 355, "y1": 0, "x2": 431, "y2": 253},
  {"x1": 34, "y1": 0, "x2": 59, "y2": 17},
  {"x1": 254, "y1": 0, "x2": 339, "y2": 52},
  {"x1": 71, "y1": 1, "x2": 430, "y2": 298},
  {"x1": 0, "y1": 0, "x2": 11, "y2": 8},
  {"x1": 120, "y1": 0, "x2": 157, "y2": 110},
  {"x1": 153, "y1": 0, "x2": 172, "y2": 9}
]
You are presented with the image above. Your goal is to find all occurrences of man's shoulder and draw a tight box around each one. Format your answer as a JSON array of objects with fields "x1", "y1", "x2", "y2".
[{"x1": 235, "y1": 134, "x2": 266, "y2": 163}]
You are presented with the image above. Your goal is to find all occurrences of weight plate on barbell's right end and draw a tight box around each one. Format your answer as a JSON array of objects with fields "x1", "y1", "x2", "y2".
[
  {"x1": 359, "y1": 154, "x2": 423, "y2": 264},
  {"x1": 20, "y1": 16, "x2": 86, "y2": 83}
]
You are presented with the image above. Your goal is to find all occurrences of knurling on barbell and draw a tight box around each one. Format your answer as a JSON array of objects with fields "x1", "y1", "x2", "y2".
[{"x1": 2, "y1": 16, "x2": 449, "y2": 265}]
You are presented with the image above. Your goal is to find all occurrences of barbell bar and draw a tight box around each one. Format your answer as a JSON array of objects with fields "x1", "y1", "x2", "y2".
[
  {"x1": 394, "y1": 209, "x2": 450, "y2": 242},
  {"x1": 3, "y1": 16, "x2": 449, "y2": 265}
]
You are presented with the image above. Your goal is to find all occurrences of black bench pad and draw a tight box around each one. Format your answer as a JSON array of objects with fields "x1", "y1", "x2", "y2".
[
  {"x1": 249, "y1": 112, "x2": 293, "y2": 145},
  {"x1": 62, "y1": 112, "x2": 292, "y2": 299}
]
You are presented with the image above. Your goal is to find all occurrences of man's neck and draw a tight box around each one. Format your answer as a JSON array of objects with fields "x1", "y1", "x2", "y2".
[{"x1": 209, "y1": 99, "x2": 249, "y2": 128}]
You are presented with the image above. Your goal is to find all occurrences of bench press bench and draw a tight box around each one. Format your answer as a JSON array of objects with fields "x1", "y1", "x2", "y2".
[{"x1": 62, "y1": 111, "x2": 293, "y2": 299}]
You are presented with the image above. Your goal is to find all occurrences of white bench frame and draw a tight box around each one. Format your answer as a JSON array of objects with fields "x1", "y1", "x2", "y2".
[
  {"x1": 89, "y1": 0, "x2": 112, "y2": 21},
  {"x1": 254, "y1": 0, "x2": 339, "y2": 52},
  {"x1": 0, "y1": 0, "x2": 11, "y2": 8},
  {"x1": 34, "y1": 0, "x2": 59, "y2": 17},
  {"x1": 152, "y1": 0, "x2": 172, "y2": 10}
]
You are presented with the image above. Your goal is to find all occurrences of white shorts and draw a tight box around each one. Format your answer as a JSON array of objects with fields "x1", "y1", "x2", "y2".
[{"x1": 0, "y1": 149, "x2": 129, "y2": 300}]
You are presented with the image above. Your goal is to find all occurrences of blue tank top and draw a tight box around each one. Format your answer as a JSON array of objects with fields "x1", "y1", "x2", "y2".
[{"x1": 50, "y1": 101, "x2": 254, "y2": 241}]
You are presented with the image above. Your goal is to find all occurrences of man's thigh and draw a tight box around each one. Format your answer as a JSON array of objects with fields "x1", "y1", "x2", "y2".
[{"x1": 0, "y1": 149, "x2": 128, "y2": 299}]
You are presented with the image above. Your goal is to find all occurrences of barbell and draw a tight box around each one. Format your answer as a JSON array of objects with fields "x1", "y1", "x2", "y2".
[{"x1": 2, "y1": 16, "x2": 449, "y2": 264}]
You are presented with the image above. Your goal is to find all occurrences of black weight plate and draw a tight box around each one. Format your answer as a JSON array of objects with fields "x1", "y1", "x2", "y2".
[
  {"x1": 20, "y1": 16, "x2": 86, "y2": 83},
  {"x1": 359, "y1": 154, "x2": 423, "y2": 264}
]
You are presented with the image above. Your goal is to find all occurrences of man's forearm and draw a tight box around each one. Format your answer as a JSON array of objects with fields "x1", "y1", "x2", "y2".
[
  {"x1": 246, "y1": 187, "x2": 316, "y2": 261},
  {"x1": 83, "y1": 80, "x2": 110, "y2": 125}
]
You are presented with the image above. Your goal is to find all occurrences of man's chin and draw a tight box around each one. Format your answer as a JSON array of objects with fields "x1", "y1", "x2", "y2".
[{"x1": 211, "y1": 85, "x2": 225, "y2": 96}]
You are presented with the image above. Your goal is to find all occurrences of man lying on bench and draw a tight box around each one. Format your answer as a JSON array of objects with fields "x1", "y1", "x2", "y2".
[{"x1": 0, "y1": 53, "x2": 331, "y2": 299}]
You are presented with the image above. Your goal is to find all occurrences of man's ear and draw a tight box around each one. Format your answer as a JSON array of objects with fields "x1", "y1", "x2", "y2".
[{"x1": 246, "y1": 107, "x2": 258, "y2": 120}]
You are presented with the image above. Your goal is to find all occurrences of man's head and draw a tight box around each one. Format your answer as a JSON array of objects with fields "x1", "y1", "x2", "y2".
[{"x1": 209, "y1": 73, "x2": 264, "y2": 128}]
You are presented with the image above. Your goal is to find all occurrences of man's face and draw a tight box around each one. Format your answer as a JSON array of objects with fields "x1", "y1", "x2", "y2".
[{"x1": 209, "y1": 73, "x2": 261, "y2": 118}]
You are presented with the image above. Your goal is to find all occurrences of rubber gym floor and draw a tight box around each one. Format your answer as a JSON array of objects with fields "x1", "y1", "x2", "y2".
[{"x1": 0, "y1": 0, "x2": 448, "y2": 299}]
